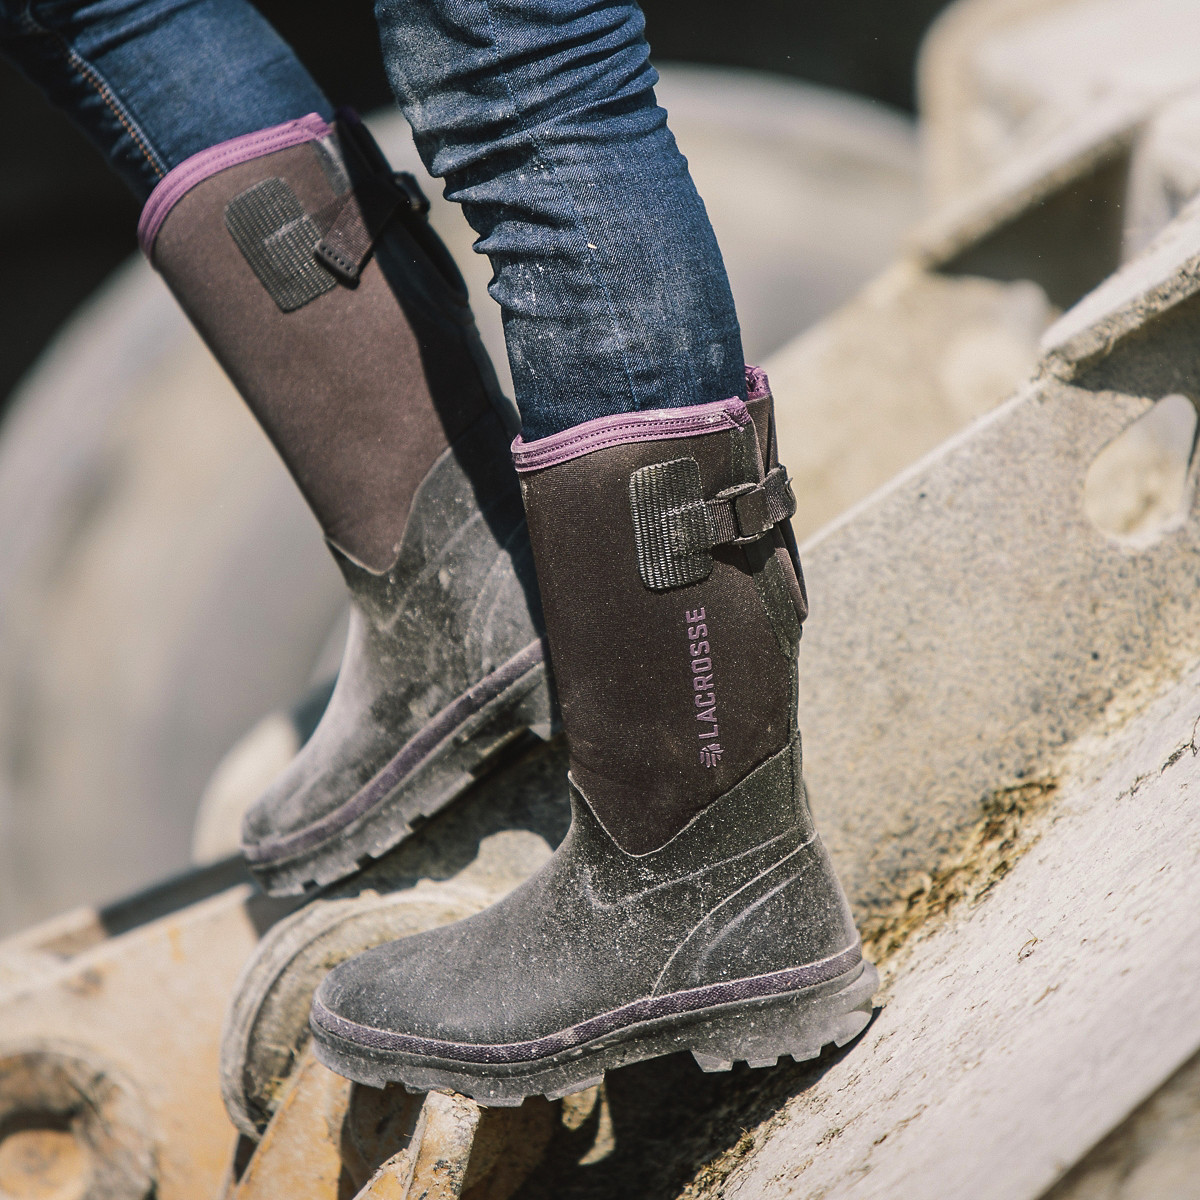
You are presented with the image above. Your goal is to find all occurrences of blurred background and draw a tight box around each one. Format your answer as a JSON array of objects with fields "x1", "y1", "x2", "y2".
[
  {"x1": 0, "y1": 0, "x2": 953, "y2": 934},
  {"x1": 9, "y1": 7, "x2": 1200, "y2": 1195},
  {"x1": 1, "y1": 0, "x2": 952, "y2": 416}
]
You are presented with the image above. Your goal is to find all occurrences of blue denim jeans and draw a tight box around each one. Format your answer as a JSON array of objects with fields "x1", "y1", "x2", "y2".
[
  {"x1": 0, "y1": 0, "x2": 331, "y2": 195},
  {"x1": 0, "y1": 0, "x2": 745, "y2": 437}
]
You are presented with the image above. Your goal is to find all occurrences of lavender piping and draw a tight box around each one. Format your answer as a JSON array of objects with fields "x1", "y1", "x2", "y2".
[
  {"x1": 512, "y1": 397, "x2": 751, "y2": 473},
  {"x1": 312, "y1": 943, "x2": 864, "y2": 1065},
  {"x1": 242, "y1": 637, "x2": 546, "y2": 864},
  {"x1": 744, "y1": 364, "x2": 771, "y2": 401},
  {"x1": 138, "y1": 112, "x2": 332, "y2": 256}
]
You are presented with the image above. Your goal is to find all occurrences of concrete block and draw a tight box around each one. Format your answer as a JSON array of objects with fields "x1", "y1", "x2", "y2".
[
  {"x1": 680, "y1": 165, "x2": 1200, "y2": 1200},
  {"x1": 767, "y1": 262, "x2": 1052, "y2": 539},
  {"x1": 800, "y1": 192, "x2": 1200, "y2": 923},
  {"x1": 917, "y1": 0, "x2": 1200, "y2": 306},
  {"x1": 1042, "y1": 1046, "x2": 1200, "y2": 1200},
  {"x1": 1125, "y1": 92, "x2": 1200, "y2": 259}
]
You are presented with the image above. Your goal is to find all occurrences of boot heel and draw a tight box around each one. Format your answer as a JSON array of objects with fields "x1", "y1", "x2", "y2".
[{"x1": 689, "y1": 962, "x2": 878, "y2": 1073}]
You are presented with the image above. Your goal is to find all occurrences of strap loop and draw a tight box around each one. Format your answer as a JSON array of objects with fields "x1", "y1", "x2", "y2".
[
  {"x1": 313, "y1": 171, "x2": 430, "y2": 284},
  {"x1": 703, "y1": 466, "x2": 797, "y2": 547},
  {"x1": 629, "y1": 458, "x2": 798, "y2": 591}
]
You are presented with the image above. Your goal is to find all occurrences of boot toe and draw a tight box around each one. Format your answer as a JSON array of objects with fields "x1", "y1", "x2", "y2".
[
  {"x1": 239, "y1": 767, "x2": 319, "y2": 850},
  {"x1": 238, "y1": 738, "x2": 380, "y2": 853},
  {"x1": 312, "y1": 933, "x2": 451, "y2": 1043},
  {"x1": 311, "y1": 884, "x2": 584, "y2": 1049}
]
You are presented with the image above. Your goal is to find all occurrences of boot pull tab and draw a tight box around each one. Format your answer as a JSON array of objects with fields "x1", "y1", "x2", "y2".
[{"x1": 224, "y1": 167, "x2": 431, "y2": 310}]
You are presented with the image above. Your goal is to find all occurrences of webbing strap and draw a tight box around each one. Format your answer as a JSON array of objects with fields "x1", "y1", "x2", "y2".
[
  {"x1": 314, "y1": 170, "x2": 429, "y2": 283},
  {"x1": 629, "y1": 459, "x2": 798, "y2": 591},
  {"x1": 225, "y1": 178, "x2": 336, "y2": 312},
  {"x1": 702, "y1": 467, "x2": 796, "y2": 547},
  {"x1": 226, "y1": 170, "x2": 429, "y2": 311}
]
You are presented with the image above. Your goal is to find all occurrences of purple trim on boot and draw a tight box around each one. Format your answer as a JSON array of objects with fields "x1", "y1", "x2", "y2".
[
  {"x1": 242, "y1": 637, "x2": 547, "y2": 865},
  {"x1": 138, "y1": 112, "x2": 332, "y2": 256},
  {"x1": 745, "y1": 365, "x2": 771, "y2": 401},
  {"x1": 511, "y1": 397, "x2": 751, "y2": 473},
  {"x1": 311, "y1": 942, "x2": 864, "y2": 1065}
]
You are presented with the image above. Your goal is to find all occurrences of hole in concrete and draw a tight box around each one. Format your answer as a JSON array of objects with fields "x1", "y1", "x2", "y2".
[
  {"x1": 936, "y1": 153, "x2": 1129, "y2": 311},
  {"x1": 1084, "y1": 394, "x2": 1197, "y2": 547},
  {"x1": 0, "y1": 1049, "x2": 153, "y2": 1200},
  {"x1": 0, "y1": 1113, "x2": 88, "y2": 1200}
]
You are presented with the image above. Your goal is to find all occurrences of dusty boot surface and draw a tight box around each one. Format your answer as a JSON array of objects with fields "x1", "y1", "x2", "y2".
[
  {"x1": 141, "y1": 114, "x2": 551, "y2": 895},
  {"x1": 310, "y1": 372, "x2": 877, "y2": 1103}
]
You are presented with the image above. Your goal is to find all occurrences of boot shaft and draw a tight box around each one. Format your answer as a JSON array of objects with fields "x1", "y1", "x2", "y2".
[
  {"x1": 141, "y1": 112, "x2": 501, "y2": 573},
  {"x1": 513, "y1": 371, "x2": 808, "y2": 853}
]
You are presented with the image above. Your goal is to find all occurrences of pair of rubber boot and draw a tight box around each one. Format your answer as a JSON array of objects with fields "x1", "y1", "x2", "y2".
[{"x1": 142, "y1": 111, "x2": 877, "y2": 1104}]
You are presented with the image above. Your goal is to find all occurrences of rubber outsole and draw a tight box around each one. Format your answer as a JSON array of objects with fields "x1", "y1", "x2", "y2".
[
  {"x1": 245, "y1": 649, "x2": 552, "y2": 897},
  {"x1": 310, "y1": 960, "x2": 878, "y2": 1106}
]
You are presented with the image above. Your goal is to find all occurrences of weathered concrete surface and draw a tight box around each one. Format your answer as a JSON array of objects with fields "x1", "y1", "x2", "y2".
[
  {"x1": 765, "y1": 12, "x2": 1158, "y2": 546},
  {"x1": 1042, "y1": 1045, "x2": 1200, "y2": 1200},
  {"x1": 761, "y1": 0, "x2": 1200, "y2": 547},
  {"x1": 0, "y1": 867, "x2": 273, "y2": 1200},
  {"x1": 792, "y1": 191, "x2": 1200, "y2": 925},
  {"x1": 228, "y1": 1050, "x2": 550, "y2": 1200},
  {"x1": 914, "y1": 96, "x2": 1135, "y2": 311},
  {"x1": 707, "y1": 646, "x2": 1200, "y2": 1200},
  {"x1": 1125, "y1": 93, "x2": 1200, "y2": 260},
  {"x1": 915, "y1": 0, "x2": 1200, "y2": 332},
  {"x1": 767, "y1": 263, "x2": 1051, "y2": 539}
]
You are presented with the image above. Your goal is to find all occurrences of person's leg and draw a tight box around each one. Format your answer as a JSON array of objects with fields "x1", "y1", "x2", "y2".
[
  {"x1": 0, "y1": 0, "x2": 330, "y2": 198},
  {"x1": 3, "y1": 1, "x2": 552, "y2": 895},
  {"x1": 374, "y1": 0, "x2": 746, "y2": 440},
  {"x1": 312, "y1": 0, "x2": 875, "y2": 1101}
]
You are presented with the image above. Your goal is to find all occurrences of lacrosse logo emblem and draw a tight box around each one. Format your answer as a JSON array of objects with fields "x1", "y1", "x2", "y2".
[{"x1": 686, "y1": 606, "x2": 721, "y2": 766}]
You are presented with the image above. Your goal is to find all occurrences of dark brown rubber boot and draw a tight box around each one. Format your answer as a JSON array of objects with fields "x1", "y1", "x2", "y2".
[
  {"x1": 310, "y1": 369, "x2": 877, "y2": 1104},
  {"x1": 140, "y1": 113, "x2": 551, "y2": 896}
]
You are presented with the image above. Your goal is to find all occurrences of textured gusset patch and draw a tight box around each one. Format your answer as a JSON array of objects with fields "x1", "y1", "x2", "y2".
[
  {"x1": 630, "y1": 457, "x2": 713, "y2": 589},
  {"x1": 225, "y1": 178, "x2": 335, "y2": 312},
  {"x1": 654, "y1": 841, "x2": 858, "y2": 995}
]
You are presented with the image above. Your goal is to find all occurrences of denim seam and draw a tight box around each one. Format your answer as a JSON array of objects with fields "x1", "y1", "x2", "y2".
[
  {"x1": 474, "y1": 2, "x2": 642, "y2": 416},
  {"x1": 19, "y1": 2, "x2": 167, "y2": 179}
]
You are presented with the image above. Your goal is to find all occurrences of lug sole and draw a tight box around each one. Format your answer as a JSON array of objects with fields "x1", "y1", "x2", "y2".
[
  {"x1": 246, "y1": 651, "x2": 552, "y2": 897},
  {"x1": 310, "y1": 960, "x2": 878, "y2": 1106}
]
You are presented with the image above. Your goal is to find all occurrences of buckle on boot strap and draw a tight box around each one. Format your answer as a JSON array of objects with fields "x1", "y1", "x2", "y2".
[
  {"x1": 707, "y1": 468, "x2": 797, "y2": 545},
  {"x1": 630, "y1": 460, "x2": 797, "y2": 590}
]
